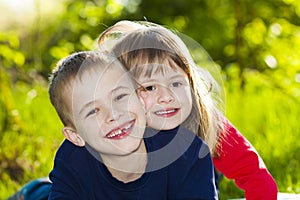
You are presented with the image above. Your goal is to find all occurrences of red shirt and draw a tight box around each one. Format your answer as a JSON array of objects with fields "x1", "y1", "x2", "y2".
[{"x1": 213, "y1": 120, "x2": 278, "y2": 200}]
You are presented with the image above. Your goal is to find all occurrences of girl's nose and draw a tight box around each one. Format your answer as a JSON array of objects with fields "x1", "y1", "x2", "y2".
[{"x1": 158, "y1": 87, "x2": 174, "y2": 104}]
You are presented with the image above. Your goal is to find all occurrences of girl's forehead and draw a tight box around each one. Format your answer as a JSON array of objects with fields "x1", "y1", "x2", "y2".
[{"x1": 133, "y1": 57, "x2": 181, "y2": 78}]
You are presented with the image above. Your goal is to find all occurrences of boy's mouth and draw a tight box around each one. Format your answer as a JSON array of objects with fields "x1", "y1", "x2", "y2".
[
  {"x1": 105, "y1": 120, "x2": 135, "y2": 139},
  {"x1": 154, "y1": 108, "x2": 179, "y2": 117}
]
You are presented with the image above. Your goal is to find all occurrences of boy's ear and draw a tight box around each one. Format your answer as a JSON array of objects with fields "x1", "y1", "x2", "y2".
[{"x1": 62, "y1": 127, "x2": 85, "y2": 147}]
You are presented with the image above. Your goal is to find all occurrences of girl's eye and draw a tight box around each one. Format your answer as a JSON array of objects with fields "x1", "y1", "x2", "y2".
[
  {"x1": 86, "y1": 108, "x2": 100, "y2": 117},
  {"x1": 171, "y1": 82, "x2": 182, "y2": 87},
  {"x1": 115, "y1": 94, "x2": 128, "y2": 101},
  {"x1": 144, "y1": 85, "x2": 156, "y2": 91}
]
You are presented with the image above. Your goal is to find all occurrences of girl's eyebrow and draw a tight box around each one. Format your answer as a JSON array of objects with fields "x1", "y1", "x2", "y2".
[
  {"x1": 138, "y1": 78, "x2": 158, "y2": 83},
  {"x1": 139, "y1": 75, "x2": 185, "y2": 83},
  {"x1": 169, "y1": 74, "x2": 186, "y2": 80}
]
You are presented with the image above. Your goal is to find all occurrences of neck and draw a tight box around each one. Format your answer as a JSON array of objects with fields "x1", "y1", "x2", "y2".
[{"x1": 100, "y1": 140, "x2": 147, "y2": 183}]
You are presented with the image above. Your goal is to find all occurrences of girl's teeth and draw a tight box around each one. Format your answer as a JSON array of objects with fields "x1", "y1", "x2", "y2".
[{"x1": 155, "y1": 109, "x2": 175, "y2": 115}]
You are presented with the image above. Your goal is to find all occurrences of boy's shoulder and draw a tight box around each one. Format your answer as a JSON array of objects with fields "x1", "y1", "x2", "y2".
[
  {"x1": 54, "y1": 139, "x2": 92, "y2": 165},
  {"x1": 51, "y1": 140, "x2": 101, "y2": 184}
]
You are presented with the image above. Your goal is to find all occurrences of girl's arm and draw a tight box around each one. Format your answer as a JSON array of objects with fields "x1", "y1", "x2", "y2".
[{"x1": 213, "y1": 119, "x2": 278, "y2": 200}]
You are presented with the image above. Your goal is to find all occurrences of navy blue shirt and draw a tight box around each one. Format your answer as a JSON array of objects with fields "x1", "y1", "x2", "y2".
[{"x1": 49, "y1": 126, "x2": 217, "y2": 200}]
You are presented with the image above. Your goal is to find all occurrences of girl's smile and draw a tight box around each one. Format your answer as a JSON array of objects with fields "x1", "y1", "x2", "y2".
[{"x1": 153, "y1": 108, "x2": 180, "y2": 118}]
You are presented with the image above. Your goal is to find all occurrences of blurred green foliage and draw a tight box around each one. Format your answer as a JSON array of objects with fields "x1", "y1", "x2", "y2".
[{"x1": 1, "y1": 0, "x2": 300, "y2": 199}]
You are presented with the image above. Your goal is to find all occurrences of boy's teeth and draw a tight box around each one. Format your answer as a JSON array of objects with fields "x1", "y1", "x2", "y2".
[
  {"x1": 106, "y1": 122, "x2": 133, "y2": 138},
  {"x1": 123, "y1": 123, "x2": 132, "y2": 130},
  {"x1": 107, "y1": 130, "x2": 122, "y2": 138}
]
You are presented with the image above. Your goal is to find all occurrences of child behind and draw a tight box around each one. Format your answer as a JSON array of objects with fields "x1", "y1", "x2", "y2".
[
  {"x1": 104, "y1": 21, "x2": 278, "y2": 199},
  {"x1": 48, "y1": 50, "x2": 218, "y2": 199}
]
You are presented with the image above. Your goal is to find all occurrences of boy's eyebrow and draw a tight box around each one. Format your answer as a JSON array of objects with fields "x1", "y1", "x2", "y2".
[
  {"x1": 78, "y1": 86, "x2": 130, "y2": 115},
  {"x1": 111, "y1": 86, "x2": 129, "y2": 93},
  {"x1": 79, "y1": 101, "x2": 95, "y2": 116}
]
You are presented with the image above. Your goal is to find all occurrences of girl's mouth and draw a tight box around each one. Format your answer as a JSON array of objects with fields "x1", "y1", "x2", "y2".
[
  {"x1": 154, "y1": 108, "x2": 179, "y2": 117},
  {"x1": 105, "y1": 120, "x2": 135, "y2": 139}
]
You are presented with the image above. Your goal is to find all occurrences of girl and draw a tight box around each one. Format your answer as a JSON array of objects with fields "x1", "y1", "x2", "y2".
[{"x1": 98, "y1": 21, "x2": 278, "y2": 199}]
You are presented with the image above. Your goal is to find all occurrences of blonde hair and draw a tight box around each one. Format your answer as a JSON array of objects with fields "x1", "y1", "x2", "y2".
[
  {"x1": 103, "y1": 21, "x2": 224, "y2": 155},
  {"x1": 97, "y1": 20, "x2": 162, "y2": 46},
  {"x1": 97, "y1": 20, "x2": 146, "y2": 51}
]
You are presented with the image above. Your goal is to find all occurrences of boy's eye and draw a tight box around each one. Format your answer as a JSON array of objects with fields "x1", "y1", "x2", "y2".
[
  {"x1": 144, "y1": 85, "x2": 156, "y2": 91},
  {"x1": 115, "y1": 94, "x2": 128, "y2": 101},
  {"x1": 171, "y1": 82, "x2": 182, "y2": 87},
  {"x1": 86, "y1": 108, "x2": 99, "y2": 117}
]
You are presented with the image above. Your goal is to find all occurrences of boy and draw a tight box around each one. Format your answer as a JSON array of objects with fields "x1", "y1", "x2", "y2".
[{"x1": 48, "y1": 50, "x2": 217, "y2": 199}]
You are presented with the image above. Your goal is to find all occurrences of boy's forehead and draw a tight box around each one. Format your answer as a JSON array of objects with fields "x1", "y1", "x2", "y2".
[
  {"x1": 71, "y1": 62, "x2": 134, "y2": 103},
  {"x1": 76, "y1": 60, "x2": 124, "y2": 78},
  {"x1": 74, "y1": 61, "x2": 134, "y2": 88}
]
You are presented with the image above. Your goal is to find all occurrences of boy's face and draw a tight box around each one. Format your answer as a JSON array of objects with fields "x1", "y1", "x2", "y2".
[
  {"x1": 70, "y1": 62, "x2": 146, "y2": 156},
  {"x1": 137, "y1": 59, "x2": 193, "y2": 130}
]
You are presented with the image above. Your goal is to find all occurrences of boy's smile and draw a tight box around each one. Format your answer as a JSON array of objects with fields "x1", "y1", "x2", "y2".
[
  {"x1": 70, "y1": 61, "x2": 146, "y2": 158},
  {"x1": 105, "y1": 119, "x2": 135, "y2": 139}
]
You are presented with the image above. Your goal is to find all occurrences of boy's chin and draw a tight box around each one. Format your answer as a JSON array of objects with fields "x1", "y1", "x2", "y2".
[{"x1": 118, "y1": 138, "x2": 144, "y2": 155}]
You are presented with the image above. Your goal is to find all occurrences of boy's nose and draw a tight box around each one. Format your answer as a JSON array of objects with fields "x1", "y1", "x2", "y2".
[{"x1": 104, "y1": 107, "x2": 123, "y2": 123}]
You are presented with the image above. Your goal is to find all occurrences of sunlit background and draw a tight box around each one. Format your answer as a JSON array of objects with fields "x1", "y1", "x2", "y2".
[{"x1": 0, "y1": 0, "x2": 63, "y2": 29}]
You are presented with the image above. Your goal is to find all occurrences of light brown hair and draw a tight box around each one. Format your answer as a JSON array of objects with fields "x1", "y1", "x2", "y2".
[{"x1": 110, "y1": 25, "x2": 224, "y2": 155}]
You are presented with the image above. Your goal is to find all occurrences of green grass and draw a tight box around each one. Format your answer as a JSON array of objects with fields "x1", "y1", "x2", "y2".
[
  {"x1": 218, "y1": 73, "x2": 300, "y2": 199},
  {"x1": 0, "y1": 82, "x2": 63, "y2": 199},
  {"x1": 0, "y1": 74, "x2": 299, "y2": 199}
]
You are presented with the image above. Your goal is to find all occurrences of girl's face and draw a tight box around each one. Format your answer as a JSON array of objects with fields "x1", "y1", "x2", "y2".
[
  {"x1": 71, "y1": 62, "x2": 146, "y2": 157},
  {"x1": 137, "y1": 58, "x2": 193, "y2": 130}
]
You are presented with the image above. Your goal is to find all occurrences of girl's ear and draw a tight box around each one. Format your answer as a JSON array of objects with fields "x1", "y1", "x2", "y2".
[{"x1": 62, "y1": 127, "x2": 85, "y2": 147}]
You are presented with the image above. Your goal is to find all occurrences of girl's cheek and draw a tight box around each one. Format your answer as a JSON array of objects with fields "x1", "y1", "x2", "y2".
[
  {"x1": 138, "y1": 91, "x2": 159, "y2": 112},
  {"x1": 139, "y1": 94, "x2": 154, "y2": 111},
  {"x1": 138, "y1": 91, "x2": 150, "y2": 105},
  {"x1": 138, "y1": 90, "x2": 148, "y2": 98}
]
